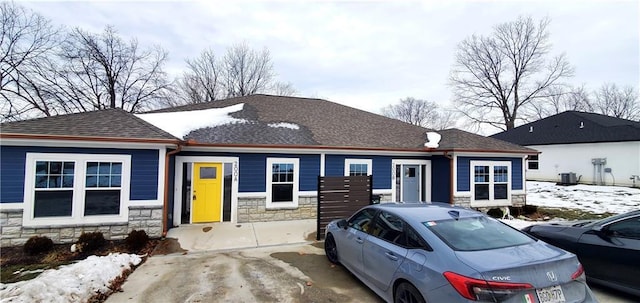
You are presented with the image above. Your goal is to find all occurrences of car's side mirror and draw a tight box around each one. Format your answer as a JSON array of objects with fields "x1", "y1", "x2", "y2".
[{"x1": 337, "y1": 219, "x2": 348, "y2": 230}]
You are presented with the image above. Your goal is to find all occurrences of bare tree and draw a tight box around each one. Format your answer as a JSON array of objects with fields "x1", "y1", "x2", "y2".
[
  {"x1": 592, "y1": 83, "x2": 639, "y2": 120},
  {"x1": 55, "y1": 26, "x2": 171, "y2": 113},
  {"x1": 1, "y1": 2, "x2": 61, "y2": 121},
  {"x1": 381, "y1": 97, "x2": 457, "y2": 130},
  {"x1": 178, "y1": 48, "x2": 221, "y2": 104},
  {"x1": 221, "y1": 42, "x2": 274, "y2": 97},
  {"x1": 524, "y1": 85, "x2": 591, "y2": 120},
  {"x1": 271, "y1": 81, "x2": 297, "y2": 96},
  {"x1": 450, "y1": 16, "x2": 573, "y2": 131}
]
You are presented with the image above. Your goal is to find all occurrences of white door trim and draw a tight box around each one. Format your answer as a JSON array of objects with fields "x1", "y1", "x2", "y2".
[
  {"x1": 391, "y1": 159, "x2": 431, "y2": 202},
  {"x1": 173, "y1": 156, "x2": 239, "y2": 226}
]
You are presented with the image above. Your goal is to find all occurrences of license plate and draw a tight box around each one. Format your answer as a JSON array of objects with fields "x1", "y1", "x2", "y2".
[{"x1": 536, "y1": 285, "x2": 566, "y2": 303}]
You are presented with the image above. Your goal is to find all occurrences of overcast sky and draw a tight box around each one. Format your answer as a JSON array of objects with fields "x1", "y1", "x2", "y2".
[{"x1": 20, "y1": 0, "x2": 639, "y2": 116}]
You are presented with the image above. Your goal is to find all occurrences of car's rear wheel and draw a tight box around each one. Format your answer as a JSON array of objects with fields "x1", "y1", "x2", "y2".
[
  {"x1": 394, "y1": 282, "x2": 425, "y2": 303},
  {"x1": 324, "y1": 234, "x2": 339, "y2": 264}
]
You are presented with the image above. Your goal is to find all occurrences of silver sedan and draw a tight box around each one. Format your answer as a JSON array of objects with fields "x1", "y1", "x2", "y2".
[{"x1": 324, "y1": 203, "x2": 597, "y2": 303}]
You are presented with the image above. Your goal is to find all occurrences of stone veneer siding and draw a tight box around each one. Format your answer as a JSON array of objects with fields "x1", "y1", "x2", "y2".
[
  {"x1": 237, "y1": 193, "x2": 392, "y2": 223},
  {"x1": 453, "y1": 194, "x2": 527, "y2": 208},
  {"x1": 237, "y1": 196, "x2": 317, "y2": 223},
  {"x1": 0, "y1": 205, "x2": 162, "y2": 247}
]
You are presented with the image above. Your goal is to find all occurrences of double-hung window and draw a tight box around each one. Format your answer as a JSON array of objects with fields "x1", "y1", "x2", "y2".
[
  {"x1": 266, "y1": 158, "x2": 299, "y2": 209},
  {"x1": 344, "y1": 159, "x2": 372, "y2": 176},
  {"x1": 470, "y1": 161, "x2": 511, "y2": 205},
  {"x1": 24, "y1": 153, "x2": 130, "y2": 226},
  {"x1": 527, "y1": 155, "x2": 539, "y2": 170}
]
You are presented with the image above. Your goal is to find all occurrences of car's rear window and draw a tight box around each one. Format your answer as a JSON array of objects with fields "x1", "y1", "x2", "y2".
[{"x1": 424, "y1": 216, "x2": 533, "y2": 251}]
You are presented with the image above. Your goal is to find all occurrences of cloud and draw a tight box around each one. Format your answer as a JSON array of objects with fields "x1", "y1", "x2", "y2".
[{"x1": 20, "y1": 0, "x2": 639, "y2": 115}]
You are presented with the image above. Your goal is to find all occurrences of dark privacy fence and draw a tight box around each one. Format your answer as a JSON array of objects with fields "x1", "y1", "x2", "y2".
[{"x1": 316, "y1": 176, "x2": 372, "y2": 240}]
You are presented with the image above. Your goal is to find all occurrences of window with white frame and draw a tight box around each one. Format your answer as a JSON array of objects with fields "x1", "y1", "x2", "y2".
[
  {"x1": 527, "y1": 155, "x2": 539, "y2": 170},
  {"x1": 24, "y1": 153, "x2": 130, "y2": 226},
  {"x1": 471, "y1": 161, "x2": 511, "y2": 203},
  {"x1": 266, "y1": 158, "x2": 299, "y2": 208},
  {"x1": 344, "y1": 159, "x2": 372, "y2": 176}
]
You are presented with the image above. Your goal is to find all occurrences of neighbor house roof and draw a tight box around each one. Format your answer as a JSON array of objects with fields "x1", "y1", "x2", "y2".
[
  {"x1": 0, "y1": 108, "x2": 178, "y2": 143},
  {"x1": 144, "y1": 94, "x2": 534, "y2": 153},
  {"x1": 491, "y1": 111, "x2": 640, "y2": 145}
]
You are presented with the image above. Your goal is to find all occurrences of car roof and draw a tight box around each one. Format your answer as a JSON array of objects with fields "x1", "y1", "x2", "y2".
[{"x1": 366, "y1": 202, "x2": 482, "y2": 224}]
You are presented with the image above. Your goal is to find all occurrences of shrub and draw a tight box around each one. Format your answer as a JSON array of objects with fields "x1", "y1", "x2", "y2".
[
  {"x1": 76, "y1": 232, "x2": 106, "y2": 253},
  {"x1": 125, "y1": 230, "x2": 149, "y2": 252},
  {"x1": 23, "y1": 236, "x2": 54, "y2": 255}
]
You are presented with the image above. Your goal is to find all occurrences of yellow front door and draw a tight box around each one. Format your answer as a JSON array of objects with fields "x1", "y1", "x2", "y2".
[{"x1": 192, "y1": 163, "x2": 222, "y2": 223}]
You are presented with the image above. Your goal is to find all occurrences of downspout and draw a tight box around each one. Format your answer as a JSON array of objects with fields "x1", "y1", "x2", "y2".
[
  {"x1": 162, "y1": 141, "x2": 185, "y2": 237},
  {"x1": 444, "y1": 151, "x2": 454, "y2": 205}
]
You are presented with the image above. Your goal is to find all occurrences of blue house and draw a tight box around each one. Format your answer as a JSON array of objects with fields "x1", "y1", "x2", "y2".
[{"x1": 0, "y1": 95, "x2": 535, "y2": 245}]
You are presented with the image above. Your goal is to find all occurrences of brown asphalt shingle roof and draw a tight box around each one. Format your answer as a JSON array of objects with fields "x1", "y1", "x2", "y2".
[
  {"x1": 0, "y1": 108, "x2": 177, "y2": 141},
  {"x1": 148, "y1": 94, "x2": 535, "y2": 153}
]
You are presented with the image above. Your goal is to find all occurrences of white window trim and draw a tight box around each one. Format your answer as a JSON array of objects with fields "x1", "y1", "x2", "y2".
[
  {"x1": 23, "y1": 153, "x2": 131, "y2": 227},
  {"x1": 470, "y1": 160, "x2": 511, "y2": 207},
  {"x1": 527, "y1": 155, "x2": 539, "y2": 171},
  {"x1": 266, "y1": 157, "x2": 299, "y2": 209},
  {"x1": 344, "y1": 158, "x2": 373, "y2": 176}
]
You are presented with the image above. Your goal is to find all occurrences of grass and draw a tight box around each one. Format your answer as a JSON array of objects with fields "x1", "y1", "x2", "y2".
[{"x1": 532, "y1": 207, "x2": 615, "y2": 221}]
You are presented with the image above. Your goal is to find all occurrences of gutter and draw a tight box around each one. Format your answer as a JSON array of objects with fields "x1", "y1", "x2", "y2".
[
  {"x1": 444, "y1": 151, "x2": 454, "y2": 205},
  {"x1": 162, "y1": 141, "x2": 185, "y2": 237}
]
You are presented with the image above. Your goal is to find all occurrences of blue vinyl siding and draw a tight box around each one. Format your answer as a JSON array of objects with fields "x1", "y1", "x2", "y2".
[
  {"x1": 324, "y1": 155, "x2": 392, "y2": 189},
  {"x1": 457, "y1": 157, "x2": 523, "y2": 192},
  {"x1": 0, "y1": 146, "x2": 160, "y2": 203},
  {"x1": 431, "y1": 156, "x2": 451, "y2": 203},
  {"x1": 178, "y1": 151, "x2": 320, "y2": 192}
]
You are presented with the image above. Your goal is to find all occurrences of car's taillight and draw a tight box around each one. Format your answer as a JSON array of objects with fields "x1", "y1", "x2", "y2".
[
  {"x1": 571, "y1": 264, "x2": 585, "y2": 281},
  {"x1": 443, "y1": 271, "x2": 534, "y2": 301}
]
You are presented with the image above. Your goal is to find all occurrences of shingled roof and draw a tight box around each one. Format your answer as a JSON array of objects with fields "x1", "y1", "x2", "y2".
[
  {"x1": 146, "y1": 94, "x2": 534, "y2": 153},
  {"x1": 491, "y1": 111, "x2": 640, "y2": 145},
  {"x1": 0, "y1": 109, "x2": 177, "y2": 141}
]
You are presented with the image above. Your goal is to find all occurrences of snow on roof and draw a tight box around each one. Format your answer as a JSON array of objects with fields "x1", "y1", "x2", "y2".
[
  {"x1": 136, "y1": 103, "x2": 246, "y2": 139},
  {"x1": 0, "y1": 253, "x2": 141, "y2": 303},
  {"x1": 268, "y1": 122, "x2": 300, "y2": 130}
]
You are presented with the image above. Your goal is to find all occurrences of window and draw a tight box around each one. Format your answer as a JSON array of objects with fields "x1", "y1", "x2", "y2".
[
  {"x1": 424, "y1": 216, "x2": 533, "y2": 251},
  {"x1": 84, "y1": 162, "x2": 122, "y2": 216},
  {"x1": 348, "y1": 208, "x2": 377, "y2": 233},
  {"x1": 470, "y1": 161, "x2": 511, "y2": 204},
  {"x1": 371, "y1": 211, "x2": 404, "y2": 243},
  {"x1": 24, "y1": 153, "x2": 131, "y2": 227},
  {"x1": 266, "y1": 158, "x2": 299, "y2": 208},
  {"x1": 607, "y1": 217, "x2": 640, "y2": 239},
  {"x1": 344, "y1": 159, "x2": 372, "y2": 176},
  {"x1": 528, "y1": 155, "x2": 539, "y2": 170},
  {"x1": 33, "y1": 161, "x2": 75, "y2": 217}
]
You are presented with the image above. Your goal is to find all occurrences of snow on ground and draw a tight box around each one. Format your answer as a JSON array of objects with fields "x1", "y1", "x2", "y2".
[
  {"x1": 1, "y1": 182, "x2": 637, "y2": 302},
  {"x1": 526, "y1": 181, "x2": 640, "y2": 214},
  {"x1": 0, "y1": 253, "x2": 141, "y2": 303}
]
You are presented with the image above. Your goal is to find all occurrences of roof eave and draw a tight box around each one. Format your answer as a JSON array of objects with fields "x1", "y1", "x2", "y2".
[{"x1": 0, "y1": 133, "x2": 180, "y2": 145}]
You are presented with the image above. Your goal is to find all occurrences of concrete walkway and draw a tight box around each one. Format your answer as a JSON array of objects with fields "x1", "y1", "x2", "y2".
[{"x1": 165, "y1": 219, "x2": 318, "y2": 252}]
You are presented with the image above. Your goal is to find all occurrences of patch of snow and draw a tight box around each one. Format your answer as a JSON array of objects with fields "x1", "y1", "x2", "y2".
[
  {"x1": 136, "y1": 103, "x2": 246, "y2": 139},
  {"x1": 0, "y1": 253, "x2": 141, "y2": 303},
  {"x1": 526, "y1": 181, "x2": 640, "y2": 214},
  {"x1": 268, "y1": 122, "x2": 300, "y2": 130}
]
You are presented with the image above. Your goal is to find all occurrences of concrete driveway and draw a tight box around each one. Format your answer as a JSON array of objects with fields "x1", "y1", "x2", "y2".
[
  {"x1": 107, "y1": 220, "x2": 636, "y2": 303},
  {"x1": 106, "y1": 242, "x2": 382, "y2": 303}
]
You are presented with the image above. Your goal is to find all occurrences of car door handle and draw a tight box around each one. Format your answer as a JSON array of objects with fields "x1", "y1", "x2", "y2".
[
  {"x1": 385, "y1": 252, "x2": 398, "y2": 261},
  {"x1": 356, "y1": 237, "x2": 364, "y2": 244}
]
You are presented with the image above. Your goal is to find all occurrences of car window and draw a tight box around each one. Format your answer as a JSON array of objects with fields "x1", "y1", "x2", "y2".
[
  {"x1": 424, "y1": 216, "x2": 533, "y2": 251},
  {"x1": 348, "y1": 208, "x2": 377, "y2": 233},
  {"x1": 370, "y1": 211, "x2": 404, "y2": 243},
  {"x1": 607, "y1": 216, "x2": 640, "y2": 239},
  {"x1": 404, "y1": 225, "x2": 432, "y2": 251}
]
